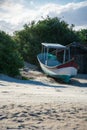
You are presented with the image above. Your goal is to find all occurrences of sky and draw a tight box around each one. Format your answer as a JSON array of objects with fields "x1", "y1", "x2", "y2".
[{"x1": 0, "y1": 0, "x2": 87, "y2": 34}]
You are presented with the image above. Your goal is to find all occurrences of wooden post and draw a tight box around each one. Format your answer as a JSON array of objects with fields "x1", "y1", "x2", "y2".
[
  {"x1": 44, "y1": 46, "x2": 45, "y2": 62},
  {"x1": 68, "y1": 47, "x2": 70, "y2": 60},
  {"x1": 46, "y1": 48, "x2": 49, "y2": 65},
  {"x1": 63, "y1": 49, "x2": 66, "y2": 63}
]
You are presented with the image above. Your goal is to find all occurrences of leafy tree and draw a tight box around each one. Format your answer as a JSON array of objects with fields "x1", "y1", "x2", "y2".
[
  {"x1": 0, "y1": 31, "x2": 24, "y2": 76},
  {"x1": 77, "y1": 29, "x2": 87, "y2": 44},
  {"x1": 14, "y1": 17, "x2": 80, "y2": 64}
]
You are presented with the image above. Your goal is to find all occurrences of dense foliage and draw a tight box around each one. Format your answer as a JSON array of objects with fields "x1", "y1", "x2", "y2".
[
  {"x1": 14, "y1": 17, "x2": 80, "y2": 64},
  {"x1": 0, "y1": 17, "x2": 87, "y2": 76},
  {"x1": 0, "y1": 31, "x2": 24, "y2": 76},
  {"x1": 77, "y1": 29, "x2": 87, "y2": 43}
]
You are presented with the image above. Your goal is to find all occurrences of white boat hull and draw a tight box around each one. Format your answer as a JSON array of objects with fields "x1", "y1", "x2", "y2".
[{"x1": 37, "y1": 53, "x2": 78, "y2": 82}]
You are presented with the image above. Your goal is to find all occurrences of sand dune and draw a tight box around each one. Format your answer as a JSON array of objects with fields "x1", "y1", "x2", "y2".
[{"x1": 0, "y1": 69, "x2": 87, "y2": 130}]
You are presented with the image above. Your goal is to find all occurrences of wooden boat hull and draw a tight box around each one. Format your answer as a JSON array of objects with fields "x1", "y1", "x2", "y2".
[{"x1": 37, "y1": 53, "x2": 78, "y2": 83}]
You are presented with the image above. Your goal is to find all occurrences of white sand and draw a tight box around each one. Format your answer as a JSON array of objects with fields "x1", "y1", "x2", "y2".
[{"x1": 0, "y1": 69, "x2": 87, "y2": 129}]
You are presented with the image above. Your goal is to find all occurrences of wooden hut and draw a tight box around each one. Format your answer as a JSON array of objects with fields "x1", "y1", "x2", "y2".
[{"x1": 70, "y1": 42, "x2": 87, "y2": 74}]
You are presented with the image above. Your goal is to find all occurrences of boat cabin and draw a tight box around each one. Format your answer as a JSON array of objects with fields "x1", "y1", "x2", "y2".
[{"x1": 41, "y1": 43, "x2": 71, "y2": 66}]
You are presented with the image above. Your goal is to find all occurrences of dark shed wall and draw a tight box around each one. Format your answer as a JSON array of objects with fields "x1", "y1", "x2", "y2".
[
  {"x1": 70, "y1": 44, "x2": 87, "y2": 74},
  {"x1": 75, "y1": 55, "x2": 87, "y2": 74}
]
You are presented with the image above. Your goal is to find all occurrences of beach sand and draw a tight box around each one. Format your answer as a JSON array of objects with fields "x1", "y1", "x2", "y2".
[{"x1": 0, "y1": 64, "x2": 87, "y2": 130}]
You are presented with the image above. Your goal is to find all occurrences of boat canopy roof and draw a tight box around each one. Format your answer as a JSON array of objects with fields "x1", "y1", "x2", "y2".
[{"x1": 42, "y1": 43, "x2": 66, "y2": 49}]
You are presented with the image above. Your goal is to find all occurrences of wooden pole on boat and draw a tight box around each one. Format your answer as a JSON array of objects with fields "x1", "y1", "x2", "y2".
[
  {"x1": 46, "y1": 48, "x2": 49, "y2": 65},
  {"x1": 66, "y1": 44, "x2": 71, "y2": 61},
  {"x1": 68, "y1": 47, "x2": 70, "y2": 60},
  {"x1": 63, "y1": 49, "x2": 66, "y2": 63},
  {"x1": 43, "y1": 46, "x2": 45, "y2": 62}
]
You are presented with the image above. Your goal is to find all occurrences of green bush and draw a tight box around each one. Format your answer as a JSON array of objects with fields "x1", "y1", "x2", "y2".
[
  {"x1": 0, "y1": 31, "x2": 24, "y2": 77},
  {"x1": 14, "y1": 17, "x2": 80, "y2": 64}
]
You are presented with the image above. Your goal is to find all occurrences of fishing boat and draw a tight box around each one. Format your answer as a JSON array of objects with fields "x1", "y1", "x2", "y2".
[{"x1": 37, "y1": 43, "x2": 78, "y2": 83}]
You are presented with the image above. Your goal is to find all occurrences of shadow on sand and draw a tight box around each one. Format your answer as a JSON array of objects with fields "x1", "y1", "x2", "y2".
[
  {"x1": 0, "y1": 74, "x2": 87, "y2": 88},
  {"x1": 0, "y1": 74, "x2": 66, "y2": 88},
  {"x1": 70, "y1": 74, "x2": 87, "y2": 87},
  {"x1": 70, "y1": 79, "x2": 87, "y2": 87}
]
